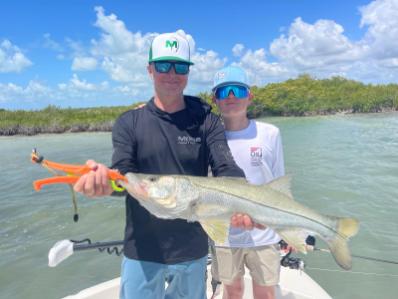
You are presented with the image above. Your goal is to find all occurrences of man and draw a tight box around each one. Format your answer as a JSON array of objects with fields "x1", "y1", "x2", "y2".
[
  {"x1": 211, "y1": 66, "x2": 285, "y2": 299},
  {"x1": 73, "y1": 32, "x2": 248, "y2": 299}
]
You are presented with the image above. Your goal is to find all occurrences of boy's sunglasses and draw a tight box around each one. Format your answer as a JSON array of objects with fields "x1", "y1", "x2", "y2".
[
  {"x1": 153, "y1": 61, "x2": 190, "y2": 75},
  {"x1": 214, "y1": 85, "x2": 249, "y2": 100}
]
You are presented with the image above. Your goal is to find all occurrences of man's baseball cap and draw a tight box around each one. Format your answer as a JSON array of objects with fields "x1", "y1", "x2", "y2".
[
  {"x1": 212, "y1": 66, "x2": 249, "y2": 90},
  {"x1": 148, "y1": 33, "x2": 194, "y2": 65}
]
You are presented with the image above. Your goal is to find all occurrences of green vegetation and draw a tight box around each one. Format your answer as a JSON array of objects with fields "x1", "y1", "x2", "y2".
[
  {"x1": 0, "y1": 104, "x2": 141, "y2": 135},
  {"x1": 201, "y1": 74, "x2": 398, "y2": 117},
  {"x1": 256, "y1": 75, "x2": 398, "y2": 117},
  {"x1": 1, "y1": 75, "x2": 397, "y2": 135}
]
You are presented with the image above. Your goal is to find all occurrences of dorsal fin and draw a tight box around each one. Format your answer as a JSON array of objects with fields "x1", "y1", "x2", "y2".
[{"x1": 266, "y1": 175, "x2": 293, "y2": 199}]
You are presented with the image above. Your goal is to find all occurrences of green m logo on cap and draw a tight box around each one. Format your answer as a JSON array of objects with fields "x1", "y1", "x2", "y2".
[{"x1": 165, "y1": 39, "x2": 179, "y2": 52}]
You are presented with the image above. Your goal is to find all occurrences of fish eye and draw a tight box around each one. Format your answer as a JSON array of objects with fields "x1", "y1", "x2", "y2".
[{"x1": 148, "y1": 176, "x2": 157, "y2": 182}]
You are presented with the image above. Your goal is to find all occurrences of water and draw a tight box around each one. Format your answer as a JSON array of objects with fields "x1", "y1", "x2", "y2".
[{"x1": 1, "y1": 113, "x2": 397, "y2": 299}]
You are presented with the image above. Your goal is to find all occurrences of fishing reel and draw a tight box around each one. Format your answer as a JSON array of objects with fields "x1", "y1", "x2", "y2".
[
  {"x1": 280, "y1": 250, "x2": 305, "y2": 270},
  {"x1": 279, "y1": 236, "x2": 316, "y2": 271}
]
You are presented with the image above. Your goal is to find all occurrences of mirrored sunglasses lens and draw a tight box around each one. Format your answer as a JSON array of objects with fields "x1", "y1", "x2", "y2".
[
  {"x1": 216, "y1": 85, "x2": 248, "y2": 100},
  {"x1": 215, "y1": 87, "x2": 228, "y2": 99},
  {"x1": 174, "y1": 63, "x2": 189, "y2": 74},
  {"x1": 155, "y1": 62, "x2": 172, "y2": 73},
  {"x1": 234, "y1": 86, "x2": 249, "y2": 98}
]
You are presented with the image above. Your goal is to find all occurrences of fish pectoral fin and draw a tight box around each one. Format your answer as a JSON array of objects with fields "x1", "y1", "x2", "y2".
[
  {"x1": 276, "y1": 228, "x2": 310, "y2": 254},
  {"x1": 200, "y1": 219, "x2": 229, "y2": 244},
  {"x1": 266, "y1": 175, "x2": 293, "y2": 199}
]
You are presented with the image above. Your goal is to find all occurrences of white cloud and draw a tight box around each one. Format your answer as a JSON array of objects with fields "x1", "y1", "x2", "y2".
[
  {"x1": 100, "y1": 54, "x2": 147, "y2": 82},
  {"x1": 114, "y1": 84, "x2": 142, "y2": 97},
  {"x1": 360, "y1": 0, "x2": 398, "y2": 61},
  {"x1": 232, "y1": 44, "x2": 245, "y2": 57},
  {"x1": 176, "y1": 29, "x2": 196, "y2": 53},
  {"x1": 0, "y1": 80, "x2": 51, "y2": 106},
  {"x1": 270, "y1": 17, "x2": 362, "y2": 70},
  {"x1": 72, "y1": 56, "x2": 98, "y2": 71},
  {"x1": 43, "y1": 33, "x2": 63, "y2": 52},
  {"x1": 235, "y1": 48, "x2": 291, "y2": 85},
  {"x1": 89, "y1": 6, "x2": 154, "y2": 84},
  {"x1": 93, "y1": 6, "x2": 142, "y2": 54},
  {"x1": 88, "y1": 7, "x2": 228, "y2": 92},
  {"x1": 379, "y1": 58, "x2": 398, "y2": 68},
  {"x1": 219, "y1": 1, "x2": 398, "y2": 85},
  {"x1": 4, "y1": 1, "x2": 398, "y2": 109},
  {"x1": 189, "y1": 50, "x2": 226, "y2": 88},
  {"x1": 25, "y1": 80, "x2": 50, "y2": 95},
  {"x1": 68, "y1": 74, "x2": 98, "y2": 91},
  {"x1": 0, "y1": 76, "x2": 145, "y2": 109},
  {"x1": 0, "y1": 39, "x2": 32, "y2": 73},
  {"x1": 57, "y1": 74, "x2": 103, "y2": 95},
  {"x1": 0, "y1": 83, "x2": 23, "y2": 98},
  {"x1": 66, "y1": 38, "x2": 86, "y2": 56},
  {"x1": 228, "y1": 17, "x2": 366, "y2": 85}
]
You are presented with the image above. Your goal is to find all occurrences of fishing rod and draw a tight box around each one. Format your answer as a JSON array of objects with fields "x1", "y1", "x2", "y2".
[
  {"x1": 48, "y1": 238, "x2": 306, "y2": 270},
  {"x1": 48, "y1": 235, "x2": 398, "y2": 269},
  {"x1": 279, "y1": 236, "x2": 398, "y2": 268},
  {"x1": 48, "y1": 238, "x2": 124, "y2": 267},
  {"x1": 301, "y1": 235, "x2": 398, "y2": 266}
]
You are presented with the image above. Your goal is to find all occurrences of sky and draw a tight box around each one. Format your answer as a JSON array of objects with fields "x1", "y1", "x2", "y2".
[{"x1": 1, "y1": 0, "x2": 398, "y2": 110}]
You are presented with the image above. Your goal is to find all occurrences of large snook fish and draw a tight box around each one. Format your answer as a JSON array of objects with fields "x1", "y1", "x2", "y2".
[{"x1": 119, "y1": 173, "x2": 359, "y2": 270}]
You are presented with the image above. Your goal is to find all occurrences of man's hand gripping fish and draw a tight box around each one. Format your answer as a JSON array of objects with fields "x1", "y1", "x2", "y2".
[{"x1": 119, "y1": 173, "x2": 359, "y2": 270}]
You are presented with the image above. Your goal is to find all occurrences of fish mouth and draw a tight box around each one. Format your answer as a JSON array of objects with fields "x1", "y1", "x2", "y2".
[{"x1": 118, "y1": 173, "x2": 149, "y2": 200}]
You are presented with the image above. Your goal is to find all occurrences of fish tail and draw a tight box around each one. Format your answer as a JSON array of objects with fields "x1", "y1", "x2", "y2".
[{"x1": 326, "y1": 217, "x2": 359, "y2": 270}]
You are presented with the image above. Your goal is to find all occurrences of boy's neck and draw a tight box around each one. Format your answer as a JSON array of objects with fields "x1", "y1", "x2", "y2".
[{"x1": 223, "y1": 115, "x2": 250, "y2": 131}]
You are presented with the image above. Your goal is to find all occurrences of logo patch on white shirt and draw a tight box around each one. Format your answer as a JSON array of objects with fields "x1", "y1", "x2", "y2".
[{"x1": 250, "y1": 147, "x2": 262, "y2": 166}]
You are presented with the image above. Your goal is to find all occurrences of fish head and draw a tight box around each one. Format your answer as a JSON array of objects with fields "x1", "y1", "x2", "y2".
[
  {"x1": 144, "y1": 175, "x2": 178, "y2": 208},
  {"x1": 120, "y1": 173, "x2": 197, "y2": 220}
]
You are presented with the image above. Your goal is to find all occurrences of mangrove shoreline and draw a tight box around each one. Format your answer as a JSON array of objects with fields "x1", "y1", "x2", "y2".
[
  {"x1": 1, "y1": 108, "x2": 397, "y2": 137},
  {"x1": 2, "y1": 75, "x2": 397, "y2": 136}
]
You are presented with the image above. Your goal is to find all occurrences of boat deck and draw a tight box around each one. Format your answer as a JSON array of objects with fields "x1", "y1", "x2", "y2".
[{"x1": 63, "y1": 266, "x2": 332, "y2": 299}]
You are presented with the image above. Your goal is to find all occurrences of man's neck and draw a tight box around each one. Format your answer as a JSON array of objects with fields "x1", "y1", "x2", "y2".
[
  {"x1": 154, "y1": 94, "x2": 185, "y2": 113},
  {"x1": 223, "y1": 115, "x2": 250, "y2": 131}
]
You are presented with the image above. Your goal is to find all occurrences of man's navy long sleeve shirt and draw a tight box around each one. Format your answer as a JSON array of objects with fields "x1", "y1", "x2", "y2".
[{"x1": 111, "y1": 96, "x2": 244, "y2": 264}]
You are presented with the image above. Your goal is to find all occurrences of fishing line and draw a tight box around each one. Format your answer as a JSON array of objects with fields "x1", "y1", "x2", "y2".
[
  {"x1": 351, "y1": 253, "x2": 398, "y2": 265},
  {"x1": 31, "y1": 148, "x2": 79, "y2": 222},
  {"x1": 67, "y1": 184, "x2": 79, "y2": 222},
  {"x1": 305, "y1": 267, "x2": 398, "y2": 278},
  {"x1": 32, "y1": 148, "x2": 80, "y2": 222},
  {"x1": 314, "y1": 247, "x2": 398, "y2": 265}
]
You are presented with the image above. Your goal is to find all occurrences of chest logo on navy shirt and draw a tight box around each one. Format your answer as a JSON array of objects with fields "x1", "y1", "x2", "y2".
[
  {"x1": 177, "y1": 136, "x2": 202, "y2": 145},
  {"x1": 250, "y1": 147, "x2": 262, "y2": 166}
]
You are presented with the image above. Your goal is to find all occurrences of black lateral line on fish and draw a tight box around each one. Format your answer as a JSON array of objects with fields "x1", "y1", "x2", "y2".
[{"x1": 199, "y1": 183, "x2": 347, "y2": 240}]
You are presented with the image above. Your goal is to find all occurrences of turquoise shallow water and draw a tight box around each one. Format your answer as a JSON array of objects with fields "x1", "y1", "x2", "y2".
[{"x1": 1, "y1": 113, "x2": 397, "y2": 299}]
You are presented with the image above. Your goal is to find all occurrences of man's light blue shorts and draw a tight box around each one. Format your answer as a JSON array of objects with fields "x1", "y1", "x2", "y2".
[{"x1": 120, "y1": 255, "x2": 207, "y2": 299}]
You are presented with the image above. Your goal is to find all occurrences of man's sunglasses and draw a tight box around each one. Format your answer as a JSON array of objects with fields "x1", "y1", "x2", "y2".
[
  {"x1": 153, "y1": 61, "x2": 190, "y2": 75},
  {"x1": 214, "y1": 85, "x2": 249, "y2": 100}
]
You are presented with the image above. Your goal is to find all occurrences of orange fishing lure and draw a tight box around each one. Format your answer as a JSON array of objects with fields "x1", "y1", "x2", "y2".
[
  {"x1": 31, "y1": 149, "x2": 127, "y2": 222},
  {"x1": 31, "y1": 149, "x2": 126, "y2": 191}
]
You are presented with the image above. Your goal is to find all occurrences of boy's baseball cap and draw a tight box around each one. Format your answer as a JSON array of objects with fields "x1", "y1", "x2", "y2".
[
  {"x1": 148, "y1": 33, "x2": 194, "y2": 65},
  {"x1": 212, "y1": 66, "x2": 250, "y2": 90}
]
